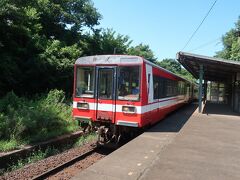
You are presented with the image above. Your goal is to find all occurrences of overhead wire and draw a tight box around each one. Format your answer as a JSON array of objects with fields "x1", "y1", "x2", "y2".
[
  {"x1": 188, "y1": 37, "x2": 221, "y2": 52},
  {"x1": 181, "y1": 0, "x2": 218, "y2": 51}
]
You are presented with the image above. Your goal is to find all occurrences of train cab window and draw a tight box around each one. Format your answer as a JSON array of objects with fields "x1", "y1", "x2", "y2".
[
  {"x1": 76, "y1": 67, "x2": 95, "y2": 98},
  {"x1": 118, "y1": 66, "x2": 140, "y2": 101}
]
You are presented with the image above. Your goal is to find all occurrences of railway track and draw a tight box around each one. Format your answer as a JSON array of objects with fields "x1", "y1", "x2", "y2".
[
  {"x1": 1, "y1": 141, "x2": 113, "y2": 180},
  {"x1": 1, "y1": 132, "x2": 137, "y2": 179},
  {"x1": 0, "y1": 130, "x2": 84, "y2": 171},
  {"x1": 32, "y1": 145, "x2": 98, "y2": 180}
]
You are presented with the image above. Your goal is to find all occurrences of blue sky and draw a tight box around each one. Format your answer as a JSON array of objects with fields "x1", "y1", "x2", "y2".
[{"x1": 92, "y1": 0, "x2": 240, "y2": 61}]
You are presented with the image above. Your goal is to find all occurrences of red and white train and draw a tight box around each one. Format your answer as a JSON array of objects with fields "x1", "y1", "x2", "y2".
[{"x1": 73, "y1": 55, "x2": 197, "y2": 145}]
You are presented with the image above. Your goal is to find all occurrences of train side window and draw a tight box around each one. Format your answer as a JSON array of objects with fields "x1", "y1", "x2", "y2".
[
  {"x1": 166, "y1": 80, "x2": 172, "y2": 97},
  {"x1": 178, "y1": 81, "x2": 184, "y2": 95},
  {"x1": 175, "y1": 81, "x2": 178, "y2": 95},
  {"x1": 172, "y1": 81, "x2": 178, "y2": 96},
  {"x1": 159, "y1": 78, "x2": 165, "y2": 98},
  {"x1": 153, "y1": 75, "x2": 159, "y2": 99},
  {"x1": 153, "y1": 76, "x2": 180, "y2": 99}
]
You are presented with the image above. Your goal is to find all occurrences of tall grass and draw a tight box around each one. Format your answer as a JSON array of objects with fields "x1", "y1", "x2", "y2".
[{"x1": 0, "y1": 90, "x2": 79, "y2": 152}]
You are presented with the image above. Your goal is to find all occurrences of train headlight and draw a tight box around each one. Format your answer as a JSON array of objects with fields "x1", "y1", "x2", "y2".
[
  {"x1": 122, "y1": 106, "x2": 136, "y2": 114},
  {"x1": 77, "y1": 102, "x2": 89, "y2": 110}
]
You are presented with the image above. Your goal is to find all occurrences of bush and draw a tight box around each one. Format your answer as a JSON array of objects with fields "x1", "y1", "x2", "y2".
[
  {"x1": 0, "y1": 90, "x2": 78, "y2": 151},
  {"x1": 0, "y1": 139, "x2": 18, "y2": 152}
]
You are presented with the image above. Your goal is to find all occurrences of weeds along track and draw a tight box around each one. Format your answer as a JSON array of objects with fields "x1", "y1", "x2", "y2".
[
  {"x1": 1, "y1": 142, "x2": 114, "y2": 180},
  {"x1": 0, "y1": 130, "x2": 84, "y2": 171}
]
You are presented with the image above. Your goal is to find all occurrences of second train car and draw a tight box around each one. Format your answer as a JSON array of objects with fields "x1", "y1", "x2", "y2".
[{"x1": 72, "y1": 55, "x2": 197, "y2": 145}]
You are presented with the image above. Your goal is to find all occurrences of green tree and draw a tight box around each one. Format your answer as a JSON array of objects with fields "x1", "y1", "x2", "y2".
[
  {"x1": 157, "y1": 58, "x2": 181, "y2": 73},
  {"x1": 38, "y1": 40, "x2": 82, "y2": 93},
  {"x1": 0, "y1": 0, "x2": 101, "y2": 96},
  {"x1": 216, "y1": 17, "x2": 240, "y2": 60},
  {"x1": 157, "y1": 59, "x2": 195, "y2": 82},
  {"x1": 83, "y1": 28, "x2": 132, "y2": 55},
  {"x1": 128, "y1": 43, "x2": 157, "y2": 63},
  {"x1": 100, "y1": 29, "x2": 132, "y2": 54}
]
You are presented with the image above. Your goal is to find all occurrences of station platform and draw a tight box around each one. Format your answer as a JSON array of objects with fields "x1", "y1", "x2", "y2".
[{"x1": 72, "y1": 103, "x2": 240, "y2": 180}]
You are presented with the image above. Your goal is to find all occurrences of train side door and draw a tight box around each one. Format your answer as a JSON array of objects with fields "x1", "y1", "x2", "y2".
[{"x1": 96, "y1": 67, "x2": 117, "y2": 123}]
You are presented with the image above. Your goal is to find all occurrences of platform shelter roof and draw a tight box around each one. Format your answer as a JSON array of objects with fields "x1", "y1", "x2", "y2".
[{"x1": 177, "y1": 51, "x2": 240, "y2": 82}]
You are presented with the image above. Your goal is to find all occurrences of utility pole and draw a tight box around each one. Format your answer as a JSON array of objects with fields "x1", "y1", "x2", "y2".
[{"x1": 113, "y1": 47, "x2": 117, "y2": 54}]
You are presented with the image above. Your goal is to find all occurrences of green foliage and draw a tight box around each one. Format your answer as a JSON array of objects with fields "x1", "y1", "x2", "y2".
[
  {"x1": 0, "y1": 0, "x2": 101, "y2": 97},
  {"x1": 157, "y1": 59, "x2": 196, "y2": 82},
  {"x1": 128, "y1": 43, "x2": 157, "y2": 63},
  {"x1": 0, "y1": 89, "x2": 78, "y2": 151},
  {"x1": 38, "y1": 39, "x2": 82, "y2": 93},
  {"x1": 157, "y1": 58, "x2": 181, "y2": 73},
  {"x1": 83, "y1": 28, "x2": 132, "y2": 55},
  {"x1": 40, "y1": 40, "x2": 82, "y2": 69},
  {"x1": 0, "y1": 0, "x2": 162, "y2": 97},
  {"x1": 0, "y1": 139, "x2": 19, "y2": 152},
  {"x1": 216, "y1": 17, "x2": 240, "y2": 60},
  {"x1": 74, "y1": 133, "x2": 97, "y2": 147},
  {"x1": 99, "y1": 29, "x2": 132, "y2": 54}
]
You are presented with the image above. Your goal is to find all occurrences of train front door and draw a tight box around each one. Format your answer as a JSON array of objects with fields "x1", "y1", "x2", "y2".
[{"x1": 96, "y1": 67, "x2": 117, "y2": 123}]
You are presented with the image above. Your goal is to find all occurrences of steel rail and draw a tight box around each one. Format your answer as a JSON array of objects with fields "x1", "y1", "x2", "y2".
[{"x1": 32, "y1": 145, "x2": 97, "y2": 180}]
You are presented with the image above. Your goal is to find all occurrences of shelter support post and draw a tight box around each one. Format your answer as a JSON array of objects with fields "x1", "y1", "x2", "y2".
[
  {"x1": 204, "y1": 82, "x2": 207, "y2": 104},
  {"x1": 198, "y1": 65, "x2": 203, "y2": 113}
]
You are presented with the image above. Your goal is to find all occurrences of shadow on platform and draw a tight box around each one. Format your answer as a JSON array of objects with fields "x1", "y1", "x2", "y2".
[
  {"x1": 148, "y1": 103, "x2": 198, "y2": 133},
  {"x1": 202, "y1": 102, "x2": 239, "y2": 116}
]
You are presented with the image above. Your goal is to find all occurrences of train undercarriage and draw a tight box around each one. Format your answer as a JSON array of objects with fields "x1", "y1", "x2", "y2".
[{"x1": 79, "y1": 120, "x2": 140, "y2": 147}]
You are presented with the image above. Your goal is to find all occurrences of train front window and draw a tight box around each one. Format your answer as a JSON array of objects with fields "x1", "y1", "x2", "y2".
[
  {"x1": 76, "y1": 67, "x2": 95, "y2": 98},
  {"x1": 118, "y1": 66, "x2": 140, "y2": 101}
]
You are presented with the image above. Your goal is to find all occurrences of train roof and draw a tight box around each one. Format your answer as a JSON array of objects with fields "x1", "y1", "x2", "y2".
[
  {"x1": 75, "y1": 55, "x2": 143, "y2": 65},
  {"x1": 75, "y1": 55, "x2": 196, "y2": 85}
]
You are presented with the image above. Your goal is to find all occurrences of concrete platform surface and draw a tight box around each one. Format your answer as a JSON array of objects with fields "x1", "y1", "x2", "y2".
[{"x1": 72, "y1": 103, "x2": 240, "y2": 180}]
